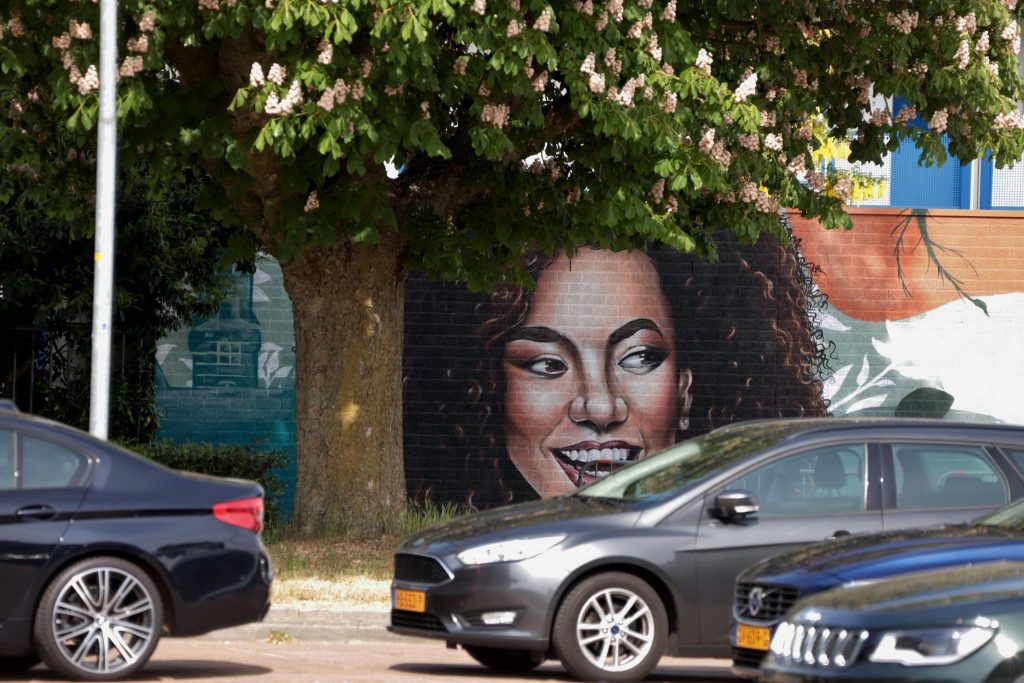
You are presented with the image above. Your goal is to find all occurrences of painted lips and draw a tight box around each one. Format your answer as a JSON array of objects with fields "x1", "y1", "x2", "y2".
[{"x1": 552, "y1": 441, "x2": 641, "y2": 487}]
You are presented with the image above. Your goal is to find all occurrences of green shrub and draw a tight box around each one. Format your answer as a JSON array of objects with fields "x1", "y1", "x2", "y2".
[{"x1": 135, "y1": 439, "x2": 287, "y2": 535}]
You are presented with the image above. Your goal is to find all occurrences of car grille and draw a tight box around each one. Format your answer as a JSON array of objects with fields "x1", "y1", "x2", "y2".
[
  {"x1": 732, "y1": 646, "x2": 768, "y2": 670},
  {"x1": 734, "y1": 582, "x2": 799, "y2": 623},
  {"x1": 768, "y1": 621, "x2": 868, "y2": 668},
  {"x1": 391, "y1": 610, "x2": 447, "y2": 633},
  {"x1": 394, "y1": 553, "x2": 451, "y2": 584}
]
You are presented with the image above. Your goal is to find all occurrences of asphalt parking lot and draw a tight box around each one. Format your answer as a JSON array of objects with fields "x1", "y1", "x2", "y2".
[{"x1": 1, "y1": 607, "x2": 741, "y2": 683}]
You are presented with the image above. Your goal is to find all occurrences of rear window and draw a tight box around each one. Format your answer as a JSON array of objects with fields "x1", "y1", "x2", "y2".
[
  {"x1": 22, "y1": 436, "x2": 87, "y2": 489},
  {"x1": 892, "y1": 443, "x2": 1007, "y2": 510}
]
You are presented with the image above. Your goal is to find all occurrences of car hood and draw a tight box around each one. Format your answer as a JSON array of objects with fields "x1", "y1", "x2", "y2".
[
  {"x1": 742, "y1": 523, "x2": 1024, "y2": 586},
  {"x1": 791, "y1": 561, "x2": 1024, "y2": 618},
  {"x1": 397, "y1": 496, "x2": 638, "y2": 554}
]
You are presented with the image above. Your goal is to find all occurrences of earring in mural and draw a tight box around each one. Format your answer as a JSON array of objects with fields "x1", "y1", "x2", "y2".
[{"x1": 678, "y1": 417, "x2": 689, "y2": 431}]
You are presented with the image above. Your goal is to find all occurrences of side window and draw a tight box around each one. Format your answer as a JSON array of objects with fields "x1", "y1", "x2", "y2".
[
  {"x1": 1003, "y1": 448, "x2": 1024, "y2": 476},
  {"x1": 0, "y1": 430, "x2": 14, "y2": 490},
  {"x1": 21, "y1": 436, "x2": 86, "y2": 489},
  {"x1": 892, "y1": 444, "x2": 1008, "y2": 510},
  {"x1": 729, "y1": 445, "x2": 866, "y2": 517}
]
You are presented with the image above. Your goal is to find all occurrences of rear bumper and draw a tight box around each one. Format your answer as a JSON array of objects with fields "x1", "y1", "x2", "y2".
[{"x1": 170, "y1": 550, "x2": 273, "y2": 637}]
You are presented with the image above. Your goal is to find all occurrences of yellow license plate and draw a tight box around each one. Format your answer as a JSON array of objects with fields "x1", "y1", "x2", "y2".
[
  {"x1": 393, "y1": 588, "x2": 426, "y2": 613},
  {"x1": 735, "y1": 623, "x2": 771, "y2": 651}
]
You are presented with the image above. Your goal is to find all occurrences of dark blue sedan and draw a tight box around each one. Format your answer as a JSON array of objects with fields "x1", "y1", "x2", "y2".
[
  {"x1": 761, "y1": 561, "x2": 1024, "y2": 682},
  {"x1": 0, "y1": 403, "x2": 271, "y2": 680},
  {"x1": 732, "y1": 498, "x2": 1024, "y2": 677}
]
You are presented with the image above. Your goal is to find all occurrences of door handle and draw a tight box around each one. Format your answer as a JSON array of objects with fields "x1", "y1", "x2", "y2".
[
  {"x1": 16, "y1": 505, "x2": 58, "y2": 521},
  {"x1": 828, "y1": 530, "x2": 851, "y2": 540}
]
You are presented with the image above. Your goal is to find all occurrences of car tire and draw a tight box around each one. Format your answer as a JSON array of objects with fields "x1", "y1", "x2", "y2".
[
  {"x1": 463, "y1": 645, "x2": 543, "y2": 671},
  {"x1": 553, "y1": 572, "x2": 667, "y2": 683},
  {"x1": 0, "y1": 652, "x2": 40, "y2": 672},
  {"x1": 33, "y1": 556, "x2": 164, "y2": 681}
]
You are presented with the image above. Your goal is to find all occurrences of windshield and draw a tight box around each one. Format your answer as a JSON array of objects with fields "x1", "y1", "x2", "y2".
[
  {"x1": 574, "y1": 421, "x2": 803, "y2": 502},
  {"x1": 977, "y1": 496, "x2": 1024, "y2": 528}
]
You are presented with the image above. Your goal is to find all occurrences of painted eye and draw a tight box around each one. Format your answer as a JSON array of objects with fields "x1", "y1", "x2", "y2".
[
  {"x1": 524, "y1": 357, "x2": 568, "y2": 378},
  {"x1": 619, "y1": 348, "x2": 669, "y2": 374}
]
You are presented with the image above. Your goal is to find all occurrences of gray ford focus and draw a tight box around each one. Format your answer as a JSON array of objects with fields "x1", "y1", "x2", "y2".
[{"x1": 388, "y1": 418, "x2": 1024, "y2": 682}]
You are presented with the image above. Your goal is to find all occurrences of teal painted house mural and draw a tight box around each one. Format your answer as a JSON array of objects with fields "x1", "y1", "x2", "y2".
[{"x1": 155, "y1": 256, "x2": 297, "y2": 516}]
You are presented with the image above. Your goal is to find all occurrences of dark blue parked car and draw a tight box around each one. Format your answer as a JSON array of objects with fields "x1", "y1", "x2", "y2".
[
  {"x1": 761, "y1": 561, "x2": 1024, "y2": 683},
  {"x1": 732, "y1": 497, "x2": 1024, "y2": 677}
]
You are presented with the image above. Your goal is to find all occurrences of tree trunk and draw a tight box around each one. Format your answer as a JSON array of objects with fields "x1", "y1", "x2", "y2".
[{"x1": 280, "y1": 230, "x2": 406, "y2": 536}]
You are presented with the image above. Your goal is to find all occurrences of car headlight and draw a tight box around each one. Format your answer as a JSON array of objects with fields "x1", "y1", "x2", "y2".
[
  {"x1": 868, "y1": 627, "x2": 994, "y2": 666},
  {"x1": 456, "y1": 535, "x2": 565, "y2": 566}
]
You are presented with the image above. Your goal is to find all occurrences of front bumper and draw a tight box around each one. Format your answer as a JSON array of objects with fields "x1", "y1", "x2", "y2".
[{"x1": 387, "y1": 551, "x2": 563, "y2": 652}]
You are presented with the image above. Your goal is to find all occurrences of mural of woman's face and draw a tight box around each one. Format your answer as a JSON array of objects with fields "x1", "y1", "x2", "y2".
[{"x1": 502, "y1": 249, "x2": 693, "y2": 497}]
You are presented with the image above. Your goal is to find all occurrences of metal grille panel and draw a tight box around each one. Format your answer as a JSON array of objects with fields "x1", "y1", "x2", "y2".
[
  {"x1": 769, "y1": 621, "x2": 868, "y2": 668},
  {"x1": 390, "y1": 610, "x2": 447, "y2": 632},
  {"x1": 394, "y1": 554, "x2": 451, "y2": 584},
  {"x1": 733, "y1": 582, "x2": 800, "y2": 623}
]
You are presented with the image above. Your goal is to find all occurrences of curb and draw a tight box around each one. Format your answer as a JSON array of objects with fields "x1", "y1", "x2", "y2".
[{"x1": 192, "y1": 605, "x2": 395, "y2": 643}]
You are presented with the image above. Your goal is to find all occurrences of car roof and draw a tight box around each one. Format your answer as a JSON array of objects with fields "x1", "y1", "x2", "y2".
[{"x1": 712, "y1": 416, "x2": 1024, "y2": 442}]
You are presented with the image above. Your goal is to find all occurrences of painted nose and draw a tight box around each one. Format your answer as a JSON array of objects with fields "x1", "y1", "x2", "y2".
[{"x1": 569, "y1": 382, "x2": 628, "y2": 430}]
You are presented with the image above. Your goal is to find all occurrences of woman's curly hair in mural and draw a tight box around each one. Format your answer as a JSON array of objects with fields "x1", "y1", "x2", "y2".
[{"x1": 403, "y1": 224, "x2": 831, "y2": 510}]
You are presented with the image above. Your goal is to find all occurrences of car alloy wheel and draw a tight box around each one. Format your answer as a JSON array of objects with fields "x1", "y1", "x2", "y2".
[
  {"x1": 553, "y1": 572, "x2": 668, "y2": 682},
  {"x1": 33, "y1": 557, "x2": 163, "y2": 681}
]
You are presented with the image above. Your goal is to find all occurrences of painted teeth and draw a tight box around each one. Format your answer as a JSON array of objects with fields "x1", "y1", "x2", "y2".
[{"x1": 560, "y1": 448, "x2": 631, "y2": 462}]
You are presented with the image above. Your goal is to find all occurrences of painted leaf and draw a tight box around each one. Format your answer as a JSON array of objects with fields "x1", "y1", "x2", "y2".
[
  {"x1": 253, "y1": 268, "x2": 271, "y2": 285},
  {"x1": 816, "y1": 311, "x2": 851, "y2": 332},
  {"x1": 856, "y1": 355, "x2": 870, "y2": 387},
  {"x1": 844, "y1": 394, "x2": 888, "y2": 414},
  {"x1": 822, "y1": 363, "x2": 853, "y2": 402}
]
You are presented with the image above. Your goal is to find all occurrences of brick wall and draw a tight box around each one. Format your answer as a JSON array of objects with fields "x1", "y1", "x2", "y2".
[{"x1": 155, "y1": 210, "x2": 1024, "y2": 513}]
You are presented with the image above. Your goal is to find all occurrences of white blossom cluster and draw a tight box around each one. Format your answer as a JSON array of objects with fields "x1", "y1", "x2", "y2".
[
  {"x1": 304, "y1": 191, "x2": 319, "y2": 213},
  {"x1": 733, "y1": 72, "x2": 757, "y2": 102},
  {"x1": 738, "y1": 133, "x2": 759, "y2": 150},
  {"x1": 695, "y1": 48, "x2": 713, "y2": 75},
  {"x1": 650, "y1": 177, "x2": 665, "y2": 202},
  {"x1": 894, "y1": 104, "x2": 917, "y2": 125},
  {"x1": 69, "y1": 19, "x2": 92, "y2": 40},
  {"x1": 885, "y1": 10, "x2": 919, "y2": 34},
  {"x1": 481, "y1": 103, "x2": 510, "y2": 128},
  {"x1": 993, "y1": 110, "x2": 1024, "y2": 130},
  {"x1": 870, "y1": 108, "x2": 890, "y2": 126},
  {"x1": 127, "y1": 35, "x2": 149, "y2": 52},
  {"x1": 739, "y1": 181, "x2": 780, "y2": 213},
  {"x1": 318, "y1": 39, "x2": 333, "y2": 65},
  {"x1": 197, "y1": 0, "x2": 238, "y2": 10},
  {"x1": 120, "y1": 55, "x2": 144, "y2": 77},
  {"x1": 832, "y1": 176, "x2": 853, "y2": 202},
  {"x1": 929, "y1": 108, "x2": 949, "y2": 132},
  {"x1": 661, "y1": 0, "x2": 675, "y2": 22},
  {"x1": 533, "y1": 7, "x2": 553, "y2": 32},
  {"x1": 265, "y1": 80, "x2": 304, "y2": 115}
]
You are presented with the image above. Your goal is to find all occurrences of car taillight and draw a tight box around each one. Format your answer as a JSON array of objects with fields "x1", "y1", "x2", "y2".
[{"x1": 212, "y1": 497, "x2": 264, "y2": 532}]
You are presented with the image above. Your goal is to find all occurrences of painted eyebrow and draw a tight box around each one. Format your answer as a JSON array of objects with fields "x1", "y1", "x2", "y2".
[
  {"x1": 608, "y1": 318, "x2": 663, "y2": 347},
  {"x1": 505, "y1": 326, "x2": 569, "y2": 344}
]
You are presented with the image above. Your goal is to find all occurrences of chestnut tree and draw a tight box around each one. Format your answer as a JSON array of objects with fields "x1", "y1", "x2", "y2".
[{"x1": 2, "y1": 0, "x2": 1024, "y2": 533}]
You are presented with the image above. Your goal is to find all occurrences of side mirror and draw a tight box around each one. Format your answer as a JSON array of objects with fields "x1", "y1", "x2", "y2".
[{"x1": 712, "y1": 489, "x2": 759, "y2": 520}]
